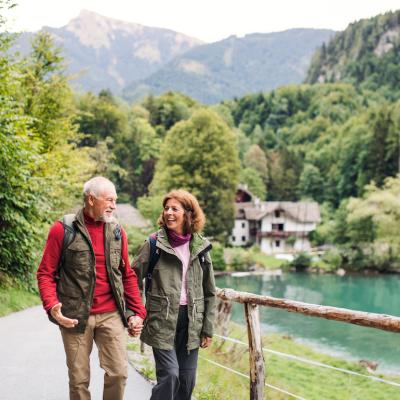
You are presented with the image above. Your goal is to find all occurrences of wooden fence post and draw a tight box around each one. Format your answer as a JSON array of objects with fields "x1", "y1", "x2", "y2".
[
  {"x1": 245, "y1": 303, "x2": 265, "y2": 400},
  {"x1": 215, "y1": 299, "x2": 232, "y2": 336}
]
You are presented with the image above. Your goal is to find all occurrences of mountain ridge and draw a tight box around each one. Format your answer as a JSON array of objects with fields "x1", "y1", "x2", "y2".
[
  {"x1": 13, "y1": 10, "x2": 335, "y2": 102},
  {"x1": 14, "y1": 10, "x2": 203, "y2": 93},
  {"x1": 123, "y1": 28, "x2": 335, "y2": 104}
]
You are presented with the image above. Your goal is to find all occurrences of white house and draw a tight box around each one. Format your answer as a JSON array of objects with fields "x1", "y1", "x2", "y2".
[{"x1": 230, "y1": 186, "x2": 321, "y2": 254}]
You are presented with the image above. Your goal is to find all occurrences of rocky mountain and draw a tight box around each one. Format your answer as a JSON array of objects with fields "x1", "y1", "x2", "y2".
[
  {"x1": 14, "y1": 11, "x2": 335, "y2": 103},
  {"x1": 123, "y1": 28, "x2": 335, "y2": 104},
  {"x1": 14, "y1": 10, "x2": 203, "y2": 94},
  {"x1": 306, "y1": 10, "x2": 400, "y2": 92}
]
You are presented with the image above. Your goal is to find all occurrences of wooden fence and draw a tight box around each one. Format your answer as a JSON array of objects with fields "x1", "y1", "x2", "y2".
[{"x1": 215, "y1": 287, "x2": 400, "y2": 400}]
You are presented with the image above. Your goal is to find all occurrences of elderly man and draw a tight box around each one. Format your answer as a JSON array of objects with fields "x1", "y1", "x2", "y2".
[{"x1": 37, "y1": 176, "x2": 146, "y2": 400}]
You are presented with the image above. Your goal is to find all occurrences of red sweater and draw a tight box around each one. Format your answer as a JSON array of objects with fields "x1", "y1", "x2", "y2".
[{"x1": 37, "y1": 214, "x2": 146, "y2": 320}]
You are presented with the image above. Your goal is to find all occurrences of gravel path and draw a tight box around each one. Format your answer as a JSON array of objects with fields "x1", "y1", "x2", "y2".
[{"x1": 116, "y1": 204, "x2": 150, "y2": 228}]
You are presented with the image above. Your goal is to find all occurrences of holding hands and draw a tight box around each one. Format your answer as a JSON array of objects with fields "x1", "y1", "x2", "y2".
[{"x1": 128, "y1": 315, "x2": 144, "y2": 337}]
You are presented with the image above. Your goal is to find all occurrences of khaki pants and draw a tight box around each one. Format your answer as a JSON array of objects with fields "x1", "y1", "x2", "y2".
[{"x1": 60, "y1": 311, "x2": 128, "y2": 400}]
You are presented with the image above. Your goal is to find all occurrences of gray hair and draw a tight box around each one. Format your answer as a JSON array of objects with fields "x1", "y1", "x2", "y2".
[{"x1": 83, "y1": 176, "x2": 116, "y2": 199}]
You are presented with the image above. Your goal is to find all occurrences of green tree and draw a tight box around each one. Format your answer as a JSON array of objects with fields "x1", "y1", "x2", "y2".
[
  {"x1": 297, "y1": 163, "x2": 324, "y2": 201},
  {"x1": 0, "y1": 21, "x2": 95, "y2": 286},
  {"x1": 151, "y1": 108, "x2": 240, "y2": 239},
  {"x1": 0, "y1": 3, "x2": 44, "y2": 285},
  {"x1": 20, "y1": 32, "x2": 95, "y2": 213},
  {"x1": 244, "y1": 144, "x2": 268, "y2": 183},
  {"x1": 239, "y1": 168, "x2": 266, "y2": 199}
]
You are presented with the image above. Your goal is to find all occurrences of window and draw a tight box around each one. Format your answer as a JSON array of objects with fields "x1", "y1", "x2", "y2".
[
  {"x1": 232, "y1": 236, "x2": 236, "y2": 242},
  {"x1": 242, "y1": 236, "x2": 246, "y2": 242},
  {"x1": 272, "y1": 223, "x2": 284, "y2": 231},
  {"x1": 242, "y1": 222, "x2": 246, "y2": 228},
  {"x1": 275, "y1": 240, "x2": 280, "y2": 247},
  {"x1": 275, "y1": 210, "x2": 281, "y2": 218}
]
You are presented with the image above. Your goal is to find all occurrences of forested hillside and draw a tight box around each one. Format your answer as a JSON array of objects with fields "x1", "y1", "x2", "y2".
[
  {"x1": 223, "y1": 10, "x2": 400, "y2": 271},
  {"x1": 306, "y1": 10, "x2": 400, "y2": 99}
]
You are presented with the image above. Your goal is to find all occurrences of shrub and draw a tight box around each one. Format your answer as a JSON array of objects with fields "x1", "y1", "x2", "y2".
[
  {"x1": 290, "y1": 252, "x2": 312, "y2": 271},
  {"x1": 210, "y1": 242, "x2": 226, "y2": 271},
  {"x1": 322, "y1": 248, "x2": 343, "y2": 271}
]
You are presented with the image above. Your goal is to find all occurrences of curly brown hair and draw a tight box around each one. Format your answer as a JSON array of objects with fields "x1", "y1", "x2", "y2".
[{"x1": 157, "y1": 189, "x2": 206, "y2": 234}]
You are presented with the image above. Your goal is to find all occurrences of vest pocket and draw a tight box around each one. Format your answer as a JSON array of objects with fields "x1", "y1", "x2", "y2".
[
  {"x1": 65, "y1": 248, "x2": 91, "y2": 270},
  {"x1": 58, "y1": 293, "x2": 82, "y2": 318}
]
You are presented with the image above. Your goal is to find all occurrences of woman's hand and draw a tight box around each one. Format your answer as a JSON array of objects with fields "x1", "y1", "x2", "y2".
[{"x1": 200, "y1": 336, "x2": 212, "y2": 348}]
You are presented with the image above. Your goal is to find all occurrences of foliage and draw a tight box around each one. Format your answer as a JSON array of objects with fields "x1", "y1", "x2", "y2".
[
  {"x1": 306, "y1": 10, "x2": 400, "y2": 100},
  {"x1": 226, "y1": 83, "x2": 400, "y2": 207},
  {"x1": 124, "y1": 225, "x2": 151, "y2": 259},
  {"x1": 20, "y1": 32, "x2": 95, "y2": 215},
  {"x1": 239, "y1": 167, "x2": 266, "y2": 199},
  {"x1": 150, "y1": 108, "x2": 240, "y2": 239},
  {"x1": 210, "y1": 242, "x2": 226, "y2": 271},
  {"x1": 136, "y1": 194, "x2": 164, "y2": 228},
  {"x1": 226, "y1": 247, "x2": 256, "y2": 271},
  {"x1": 142, "y1": 92, "x2": 198, "y2": 135},
  {"x1": 321, "y1": 248, "x2": 343, "y2": 272},
  {"x1": 0, "y1": 12, "x2": 44, "y2": 284},
  {"x1": 317, "y1": 177, "x2": 400, "y2": 271},
  {"x1": 0, "y1": 18, "x2": 95, "y2": 286},
  {"x1": 290, "y1": 252, "x2": 312, "y2": 271},
  {"x1": 345, "y1": 177, "x2": 400, "y2": 270}
]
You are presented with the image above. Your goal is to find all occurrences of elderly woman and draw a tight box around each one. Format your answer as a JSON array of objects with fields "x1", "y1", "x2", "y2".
[{"x1": 134, "y1": 189, "x2": 216, "y2": 400}]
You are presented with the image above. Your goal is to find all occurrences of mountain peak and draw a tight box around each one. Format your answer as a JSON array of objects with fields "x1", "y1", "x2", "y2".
[{"x1": 65, "y1": 9, "x2": 146, "y2": 48}]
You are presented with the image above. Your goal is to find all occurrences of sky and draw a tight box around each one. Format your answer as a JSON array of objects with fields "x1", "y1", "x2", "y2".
[{"x1": 3, "y1": 0, "x2": 400, "y2": 42}]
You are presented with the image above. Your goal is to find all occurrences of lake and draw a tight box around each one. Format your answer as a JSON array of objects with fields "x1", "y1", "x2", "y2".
[{"x1": 215, "y1": 272, "x2": 400, "y2": 374}]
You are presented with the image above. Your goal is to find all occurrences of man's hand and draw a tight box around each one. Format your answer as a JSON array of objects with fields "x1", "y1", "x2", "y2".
[
  {"x1": 50, "y1": 303, "x2": 78, "y2": 328},
  {"x1": 200, "y1": 336, "x2": 212, "y2": 348},
  {"x1": 128, "y1": 316, "x2": 144, "y2": 337}
]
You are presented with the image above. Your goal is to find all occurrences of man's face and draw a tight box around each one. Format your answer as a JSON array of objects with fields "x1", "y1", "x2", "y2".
[{"x1": 90, "y1": 187, "x2": 117, "y2": 222}]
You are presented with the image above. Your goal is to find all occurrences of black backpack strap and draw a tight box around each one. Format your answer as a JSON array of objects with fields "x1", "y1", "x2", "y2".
[
  {"x1": 55, "y1": 214, "x2": 76, "y2": 281},
  {"x1": 198, "y1": 243, "x2": 212, "y2": 273},
  {"x1": 145, "y1": 233, "x2": 160, "y2": 295}
]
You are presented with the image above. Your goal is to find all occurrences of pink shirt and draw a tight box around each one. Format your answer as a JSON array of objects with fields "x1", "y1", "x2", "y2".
[{"x1": 173, "y1": 242, "x2": 191, "y2": 305}]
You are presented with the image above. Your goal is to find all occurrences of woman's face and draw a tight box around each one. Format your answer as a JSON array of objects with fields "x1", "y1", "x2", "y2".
[{"x1": 163, "y1": 198, "x2": 185, "y2": 235}]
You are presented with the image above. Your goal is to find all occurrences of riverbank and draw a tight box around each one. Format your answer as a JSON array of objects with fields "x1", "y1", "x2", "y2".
[
  {"x1": 222, "y1": 246, "x2": 400, "y2": 275},
  {"x1": 216, "y1": 272, "x2": 400, "y2": 376},
  {"x1": 128, "y1": 322, "x2": 400, "y2": 399}
]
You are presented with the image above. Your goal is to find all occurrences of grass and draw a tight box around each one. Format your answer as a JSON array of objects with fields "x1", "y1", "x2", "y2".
[
  {"x1": 0, "y1": 286, "x2": 41, "y2": 317},
  {"x1": 194, "y1": 323, "x2": 400, "y2": 400},
  {"x1": 251, "y1": 252, "x2": 286, "y2": 269},
  {"x1": 128, "y1": 321, "x2": 400, "y2": 399}
]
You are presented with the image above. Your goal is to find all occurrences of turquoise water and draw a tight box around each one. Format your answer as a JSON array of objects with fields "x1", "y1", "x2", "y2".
[{"x1": 216, "y1": 273, "x2": 400, "y2": 373}]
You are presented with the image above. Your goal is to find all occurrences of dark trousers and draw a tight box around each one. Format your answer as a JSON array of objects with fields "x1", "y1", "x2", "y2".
[{"x1": 150, "y1": 305, "x2": 199, "y2": 400}]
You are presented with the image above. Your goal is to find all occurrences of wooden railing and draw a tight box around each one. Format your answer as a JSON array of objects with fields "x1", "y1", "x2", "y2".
[{"x1": 215, "y1": 287, "x2": 400, "y2": 400}]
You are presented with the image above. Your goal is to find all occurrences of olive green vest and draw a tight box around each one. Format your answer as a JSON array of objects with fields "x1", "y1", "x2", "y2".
[{"x1": 51, "y1": 208, "x2": 130, "y2": 333}]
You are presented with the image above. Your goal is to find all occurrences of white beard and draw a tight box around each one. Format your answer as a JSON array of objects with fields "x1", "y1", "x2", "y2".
[{"x1": 100, "y1": 212, "x2": 114, "y2": 223}]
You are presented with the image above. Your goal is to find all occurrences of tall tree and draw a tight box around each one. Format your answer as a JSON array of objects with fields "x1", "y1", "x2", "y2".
[{"x1": 151, "y1": 108, "x2": 240, "y2": 238}]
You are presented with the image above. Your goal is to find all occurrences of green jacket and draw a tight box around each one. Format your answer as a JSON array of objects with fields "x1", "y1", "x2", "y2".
[
  {"x1": 133, "y1": 228, "x2": 216, "y2": 351},
  {"x1": 52, "y1": 208, "x2": 135, "y2": 333}
]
